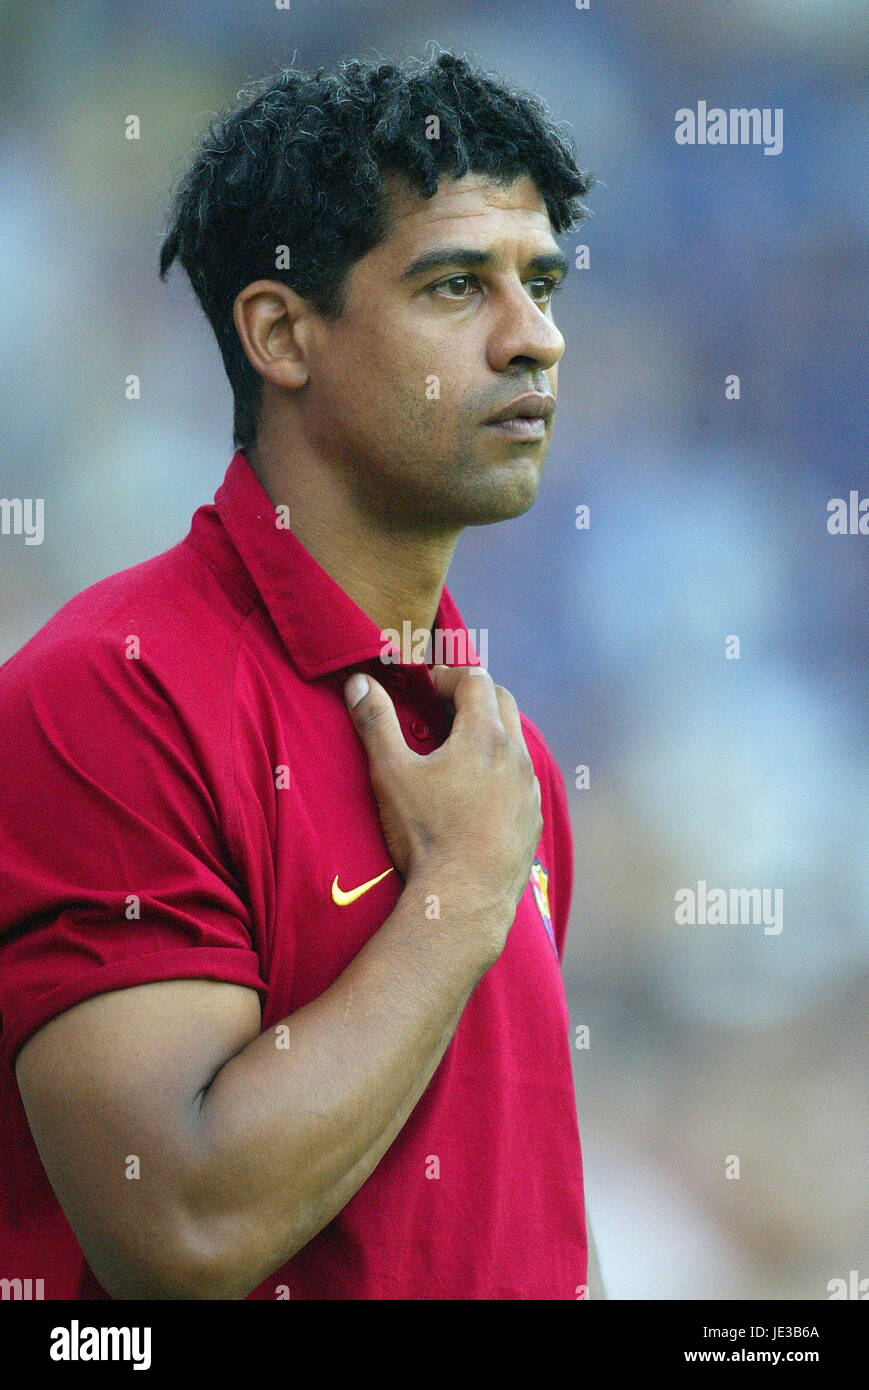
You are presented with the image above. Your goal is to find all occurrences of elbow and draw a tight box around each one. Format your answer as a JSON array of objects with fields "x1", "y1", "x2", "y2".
[{"x1": 85, "y1": 1208, "x2": 258, "y2": 1301}]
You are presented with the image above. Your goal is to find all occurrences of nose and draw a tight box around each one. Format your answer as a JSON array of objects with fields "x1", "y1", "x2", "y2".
[{"x1": 485, "y1": 280, "x2": 565, "y2": 374}]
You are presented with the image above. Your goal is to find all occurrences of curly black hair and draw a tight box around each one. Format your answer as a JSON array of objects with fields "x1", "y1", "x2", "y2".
[{"x1": 159, "y1": 50, "x2": 594, "y2": 450}]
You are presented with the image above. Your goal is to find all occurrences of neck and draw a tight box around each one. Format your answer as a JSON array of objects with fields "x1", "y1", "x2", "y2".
[{"x1": 246, "y1": 437, "x2": 461, "y2": 641}]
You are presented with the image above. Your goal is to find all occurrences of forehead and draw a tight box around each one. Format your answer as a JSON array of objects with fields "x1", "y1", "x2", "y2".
[{"x1": 376, "y1": 171, "x2": 557, "y2": 262}]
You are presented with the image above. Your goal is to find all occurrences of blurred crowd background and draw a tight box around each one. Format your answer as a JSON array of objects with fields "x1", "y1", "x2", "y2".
[{"x1": 1, "y1": 0, "x2": 866, "y2": 1298}]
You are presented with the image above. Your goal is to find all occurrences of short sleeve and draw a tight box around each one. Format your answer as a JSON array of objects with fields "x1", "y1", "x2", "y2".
[{"x1": 0, "y1": 627, "x2": 267, "y2": 1072}]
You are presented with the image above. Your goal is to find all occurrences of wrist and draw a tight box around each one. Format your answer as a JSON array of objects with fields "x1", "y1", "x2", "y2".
[{"x1": 404, "y1": 857, "x2": 516, "y2": 961}]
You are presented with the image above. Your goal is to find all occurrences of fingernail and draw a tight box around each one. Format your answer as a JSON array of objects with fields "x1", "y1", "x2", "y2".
[{"x1": 345, "y1": 673, "x2": 369, "y2": 709}]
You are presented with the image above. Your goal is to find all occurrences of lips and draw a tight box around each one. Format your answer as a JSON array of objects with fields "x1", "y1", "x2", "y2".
[
  {"x1": 486, "y1": 416, "x2": 547, "y2": 438},
  {"x1": 484, "y1": 392, "x2": 555, "y2": 427}
]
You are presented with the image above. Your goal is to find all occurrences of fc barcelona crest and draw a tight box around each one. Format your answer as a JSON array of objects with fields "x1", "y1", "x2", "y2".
[{"x1": 530, "y1": 859, "x2": 558, "y2": 955}]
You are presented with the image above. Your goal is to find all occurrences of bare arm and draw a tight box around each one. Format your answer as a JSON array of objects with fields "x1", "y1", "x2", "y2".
[
  {"x1": 16, "y1": 666, "x2": 542, "y2": 1299},
  {"x1": 17, "y1": 875, "x2": 500, "y2": 1298}
]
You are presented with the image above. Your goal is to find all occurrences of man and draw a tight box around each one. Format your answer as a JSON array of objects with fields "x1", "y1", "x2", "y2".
[{"x1": 0, "y1": 51, "x2": 594, "y2": 1299}]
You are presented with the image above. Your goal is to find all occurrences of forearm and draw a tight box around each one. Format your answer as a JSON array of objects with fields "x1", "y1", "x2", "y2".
[{"x1": 180, "y1": 872, "x2": 502, "y2": 1298}]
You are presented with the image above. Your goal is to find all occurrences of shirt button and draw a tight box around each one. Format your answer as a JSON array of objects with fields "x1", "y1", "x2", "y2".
[{"x1": 410, "y1": 718, "x2": 431, "y2": 740}]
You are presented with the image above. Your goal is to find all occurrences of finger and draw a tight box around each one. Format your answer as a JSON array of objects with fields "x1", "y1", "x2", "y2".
[
  {"x1": 429, "y1": 663, "x2": 503, "y2": 734},
  {"x1": 493, "y1": 684, "x2": 523, "y2": 746},
  {"x1": 344, "y1": 672, "x2": 412, "y2": 764}
]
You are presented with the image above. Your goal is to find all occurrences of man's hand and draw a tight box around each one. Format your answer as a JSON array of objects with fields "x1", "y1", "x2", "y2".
[{"x1": 345, "y1": 664, "x2": 542, "y2": 969}]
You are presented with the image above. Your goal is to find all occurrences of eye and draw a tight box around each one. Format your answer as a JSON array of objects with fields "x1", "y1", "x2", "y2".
[
  {"x1": 527, "y1": 278, "x2": 563, "y2": 302},
  {"x1": 432, "y1": 275, "x2": 481, "y2": 298},
  {"x1": 432, "y1": 275, "x2": 564, "y2": 302}
]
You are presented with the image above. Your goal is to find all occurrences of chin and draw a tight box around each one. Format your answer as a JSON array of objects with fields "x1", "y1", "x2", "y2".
[
  {"x1": 470, "y1": 456, "x2": 544, "y2": 522},
  {"x1": 392, "y1": 448, "x2": 545, "y2": 528},
  {"x1": 459, "y1": 478, "x2": 541, "y2": 526}
]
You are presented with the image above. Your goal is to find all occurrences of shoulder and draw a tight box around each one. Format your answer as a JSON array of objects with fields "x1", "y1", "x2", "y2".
[
  {"x1": 518, "y1": 712, "x2": 571, "y2": 847},
  {"x1": 518, "y1": 709, "x2": 575, "y2": 951},
  {"x1": 0, "y1": 541, "x2": 250, "y2": 731},
  {"x1": 519, "y1": 712, "x2": 568, "y2": 799}
]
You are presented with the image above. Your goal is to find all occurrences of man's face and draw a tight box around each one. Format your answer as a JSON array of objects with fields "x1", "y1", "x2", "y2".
[{"x1": 301, "y1": 171, "x2": 568, "y2": 530}]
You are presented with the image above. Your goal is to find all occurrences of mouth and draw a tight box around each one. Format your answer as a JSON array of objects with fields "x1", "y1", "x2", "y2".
[
  {"x1": 483, "y1": 391, "x2": 554, "y2": 440},
  {"x1": 484, "y1": 415, "x2": 547, "y2": 439}
]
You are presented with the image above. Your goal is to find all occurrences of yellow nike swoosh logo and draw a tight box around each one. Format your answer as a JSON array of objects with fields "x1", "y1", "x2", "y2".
[{"x1": 331, "y1": 867, "x2": 395, "y2": 906}]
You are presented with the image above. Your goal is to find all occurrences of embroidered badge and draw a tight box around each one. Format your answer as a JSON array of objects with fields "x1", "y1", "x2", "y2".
[{"x1": 530, "y1": 859, "x2": 558, "y2": 955}]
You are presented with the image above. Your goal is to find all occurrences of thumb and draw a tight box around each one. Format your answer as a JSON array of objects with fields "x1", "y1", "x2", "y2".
[{"x1": 344, "y1": 671, "x2": 407, "y2": 762}]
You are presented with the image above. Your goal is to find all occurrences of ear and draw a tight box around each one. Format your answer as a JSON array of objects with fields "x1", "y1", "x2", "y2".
[{"x1": 232, "y1": 280, "x2": 315, "y2": 391}]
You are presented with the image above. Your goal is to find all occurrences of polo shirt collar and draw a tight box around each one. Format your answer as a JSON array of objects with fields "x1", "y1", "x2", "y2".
[{"x1": 213, "y1": 450, "x2": 479, "y2": 680}]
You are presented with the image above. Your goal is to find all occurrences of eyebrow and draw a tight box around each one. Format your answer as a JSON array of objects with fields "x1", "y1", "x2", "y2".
[{"x1": 400, "y1": 245, "x2": 570, "y2": 284}]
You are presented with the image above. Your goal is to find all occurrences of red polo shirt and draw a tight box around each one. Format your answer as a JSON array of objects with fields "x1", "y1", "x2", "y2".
[{"x1": 0, "y1": 451, "x2": 586, "y2": 1300}]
